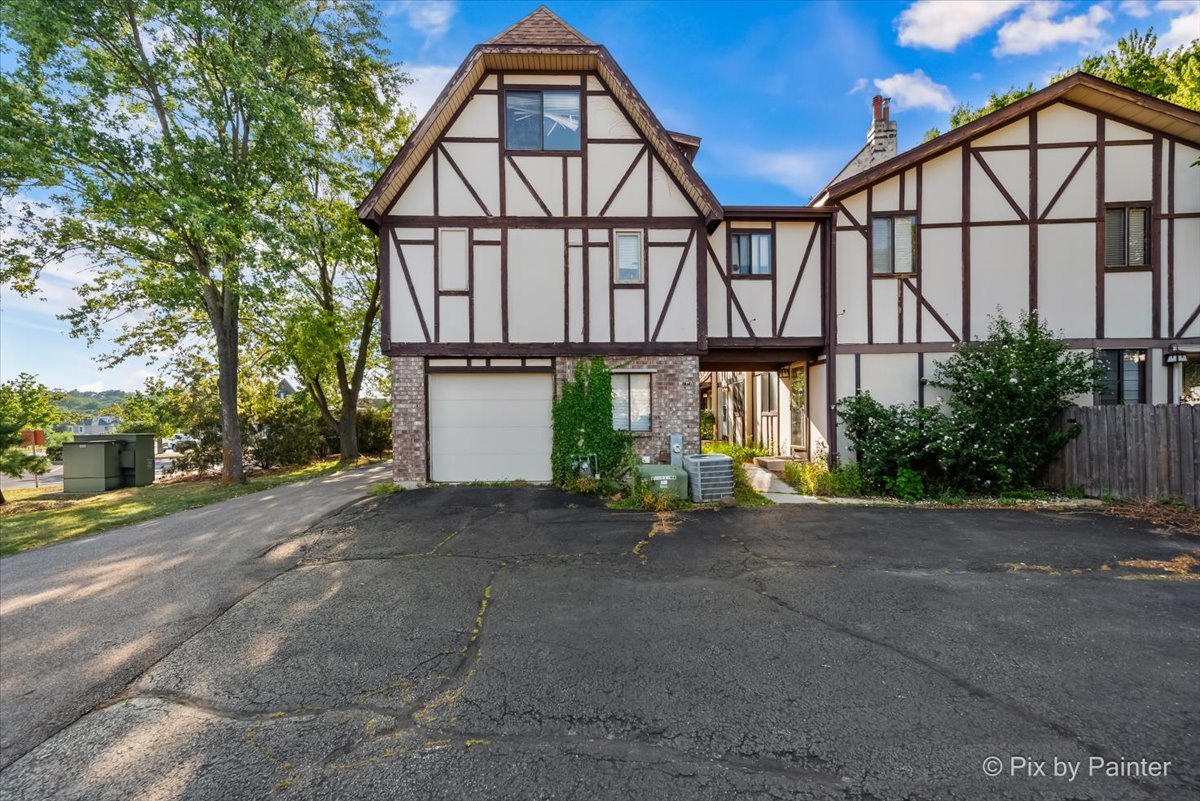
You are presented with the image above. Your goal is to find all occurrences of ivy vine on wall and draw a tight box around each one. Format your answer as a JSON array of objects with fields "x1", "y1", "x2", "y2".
[{"x1": 551, "y1": 357, "x2": 633, "y2": 492}]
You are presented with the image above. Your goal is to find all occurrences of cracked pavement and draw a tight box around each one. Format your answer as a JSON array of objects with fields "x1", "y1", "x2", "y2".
[{"x1": 1, "y1": 487, "x2": 1198, "y2": 800}]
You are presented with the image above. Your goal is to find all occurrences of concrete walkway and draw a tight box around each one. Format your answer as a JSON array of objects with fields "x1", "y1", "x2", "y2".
[
  {"x1": 0, "y1": 463, "x2": 390, "y2": 770},
  {"x1": 741, "y1": 462, "x2": 824, "y2": 504}
]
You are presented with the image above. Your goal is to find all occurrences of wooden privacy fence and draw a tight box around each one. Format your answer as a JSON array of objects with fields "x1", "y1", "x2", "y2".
[{"x1": 1044, "y1": 404, "x2": 1199, "y2": 507}]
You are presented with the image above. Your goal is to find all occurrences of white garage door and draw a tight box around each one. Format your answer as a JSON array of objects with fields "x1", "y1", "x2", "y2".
[{"x1": 428, "y1": 372, "x2": 554, "y2": 482}]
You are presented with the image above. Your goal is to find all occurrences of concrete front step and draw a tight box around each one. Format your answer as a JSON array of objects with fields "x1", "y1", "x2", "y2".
[{"x1": 753, "y1": 456, "x2": 802, "y2": 472}]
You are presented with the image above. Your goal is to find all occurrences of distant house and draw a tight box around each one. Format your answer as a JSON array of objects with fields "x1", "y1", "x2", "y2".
[
  {"x1": 275, "y1": 379, "x2": 298, "y2": 399},
  {"x1": 72, "y1": 415, "x2": 120, "y2": 435}
]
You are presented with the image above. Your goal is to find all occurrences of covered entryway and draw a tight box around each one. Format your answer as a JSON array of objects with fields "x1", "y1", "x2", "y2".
[{"x1": 428, "y1": 370, "x2": 554, "y2": 482}]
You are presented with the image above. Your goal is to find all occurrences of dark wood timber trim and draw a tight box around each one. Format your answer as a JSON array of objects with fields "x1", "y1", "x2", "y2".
[
  {"x1": 381, "y1": 215, "x2": 700, "y2": 229},
  {"x1": 500, "y1": 227, "x2": 509, "y2": 342},
  {"x1": 825, "y1": 215, "x2": 838, "y2": 469},
  {"x1": 379, "y1": 224, "x2": 391, "y2": 351},
  {"x1": 582, "y1": 227, "x2": 591, "y2": 343},
  {"x1": 915, "y1": 163, "x2": 923, "y2": 341},
  {"x1": 393, "y1": 238, "x2": 436, "y2": 245},
  {"x1": 723, "y1": 206, "x2": 836, "y2": 221},
  {"x1": 439, "y1": 143, "x2": 493, "y2": 216},
  {"x1": 917, "y1": 353, "x2": 925, "y2": 408},
  {"x1": 1095, "y1": 113, "x2": 1105, "y2": 338},
  {"x1": 1029, "y1": 112, "x2": 1038, "y2": 312},
  {"x1": 426, "y1": 365, "x2": 556, "y2": 374},
  {"x1": 1038, "y1": 145, "x2": 1093, "y2": 220},
  {"x1": 561, "y1": 155, "x2": 568, "y2": 216},
  {"x1": 1168, "y1": 140, "x2": 1175, "y2": 337},
  {"x1": 579, "y1": 74, "x2": 588, "y2": 216},
  {"x1": 389, "y1": 341, "x2": 704, "y2": 357},
  {"x1": 438, "y1": 289, "x2": 469, "y2": 297},
  {"x1": 441, "y1": 136, "x2": 498, "y2": 143},
  {"x1": 1176, "y1": 304, "x2": 1200, "y2": 338},
  {"x1": 389, "y1": 229, "x2": 431, "y2": 343},
  {"x1": 651, "y1": 229, "x2": 696, "y2": 342},
  {"x1": 643, "y1": 228, "x2": 650, "y2": 341},
  {"x1": 505, "y1": 154, "x2": 553, "y2": 216},
  {"x1": 707, "y1": 336, "x2": 824, "y2": 348},
  {"x1": 835, "y1": 202, "x2": 868, "y2": 237},
  {"x1": 1151, "y1": 135, "x2": 1162, "y2": 338},
  {"x1": 971, "y1": 149, "x2": 1028, "y2": 222},
  {"x1": 696, "y1": 222, "x2": 708, "y2": 350},
  {"x1": 707, "y1": 239, "x2": 755, "y2": 338},
  {"x1": 866, "y1": 186, "x2": 874, "y2": 344},
  {"x1": 497, "y1": 74, "x2": 507, "y2": 217},
  {"x1": 854, "y1": 354, "x2": 862, "y2": 393},
  {"x1": 598, "y1": 145, "x2": 648, "y2": 216},
  {"x1": 609, "y1": 228, "x2": 616, "y2": 341},
  {"x1": 433, "y1": 221, "x2": 440, "y2": 340},
  {"x1": 902, "y1": 278, "x2": 960, "y2": 342},
  {"x1": 778, "y1": 223, "x2": 820, "y2": 335},
  {"x1": 961, "y1": 144, "x2": 971, "y2": 341},
  {"x1": 468, "y1": 228, "x2": 475, "y2": 342},
  {"x1": 770, "y1": 220, "x2": 778, "y2": 335},
  {"x1": 563, "y1": 229, "x2": 570, "y2": 342}
]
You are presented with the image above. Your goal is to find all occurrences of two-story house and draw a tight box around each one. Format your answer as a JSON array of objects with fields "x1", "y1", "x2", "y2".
[{"x1": 359, "y1": 6, "x2": 1200, "y2": 484}]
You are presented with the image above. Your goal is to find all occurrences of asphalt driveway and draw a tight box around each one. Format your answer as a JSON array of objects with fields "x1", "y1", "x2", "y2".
[{"x1": 2, "y1": 487, "x2": 1197, "y2": 800}]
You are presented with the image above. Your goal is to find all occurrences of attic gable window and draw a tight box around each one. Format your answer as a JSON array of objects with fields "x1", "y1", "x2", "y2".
[
  {"x1": 505, "y1": 89, "x2": 581, "y2": 152},
  {"x1": 1104, "y1": 206, "x2": 1150, "y2": 269},
  {"x1": 871, "y1": 213, "x2": 917, "y2": 275}
]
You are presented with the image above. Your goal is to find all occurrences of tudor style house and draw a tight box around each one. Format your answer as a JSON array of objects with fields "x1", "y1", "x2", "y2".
[{"x1": 359, "y1": 7, "x2": 1200, "y2": 484}]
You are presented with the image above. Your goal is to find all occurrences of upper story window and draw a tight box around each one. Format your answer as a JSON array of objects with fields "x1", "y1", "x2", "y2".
[
  {"x1": 871, "y1": 213, "x2": 917, "y2": 275},
  {"x1": 612, "y1": 373, "x2": 652, "y2": 432},
  {"x1": 1104, "y1": 206, "x2": 1150, "y2": 269},
  {"x1": 1098, "y1": 349, "x2": 1145, "y2": 405},
  {"x1": 731, "y1": 232, "x2": 771, "y2": 276},
  {"x1": 615, "y1": 231, "x2": 643, "y2": 284},
  {"x1": 504, "y1": 89, "x2": 581, "y2": 152}
]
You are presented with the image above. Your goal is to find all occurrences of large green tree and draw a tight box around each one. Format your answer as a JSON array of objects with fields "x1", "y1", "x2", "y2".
[
  {"x1": 923, "y1": 29, "x2": 1199, "y2": 141},
  {"x1": 0, "y1": 373, "x2": 64, "y2": 434},
  {"x1": 251, "y1": 102, "x2": 410, "y2": 461},
  {"x1": 0, "y1": 0, "x2": 397, "y2": 483}
]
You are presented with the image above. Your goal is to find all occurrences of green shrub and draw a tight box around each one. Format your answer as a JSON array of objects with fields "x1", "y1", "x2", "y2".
[
  {"x1": 782, "y1": 461, "x2": 823, "y2": 495},
  {"x1": 355, "y1": 406, "x2": 392, "y2": 455},
  {"x1": 820, "y1": 465, "x2": 864, "y2": 497},
  {"x1": 700, "y1": 409, "x2": 715, "y2": 440},
  {"x1": 46, "y1": 444, "x2": 64, "y2": 462},
  {"x1": 552, "y1": 357, "x2": 634, "y2": 493},
  {"x1": 838, "y1": 312, "x2": 1103, "y2": 496},
  {"x1": 245, "y1": 395, "x2": 329, "y2": 470},
  {"x1": 701, "y1": 440, "x2": 770, "y2": 465}
]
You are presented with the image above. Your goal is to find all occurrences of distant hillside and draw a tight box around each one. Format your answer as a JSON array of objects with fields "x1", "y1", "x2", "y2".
[{"x1": 56, "y1": 389, "x2": 130, "y2": 418}]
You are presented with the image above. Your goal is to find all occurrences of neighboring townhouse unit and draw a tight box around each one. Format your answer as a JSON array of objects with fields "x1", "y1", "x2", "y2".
[{"x1": 359, "y1": 7, "x2": 1200, "y2": 484}]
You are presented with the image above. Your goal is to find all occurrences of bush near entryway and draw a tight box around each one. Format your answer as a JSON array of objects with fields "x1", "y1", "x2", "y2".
[
  {"x1": 838, "y1": 313, "x2": 1104, "y2": 498},
  {"x1": 552, "y1": 357, "x2": 634, "y2": 493}
]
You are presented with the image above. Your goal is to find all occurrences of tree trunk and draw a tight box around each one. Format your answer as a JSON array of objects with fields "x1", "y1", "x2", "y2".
[
  {"x1": 338, "y1": 403, "x2": 359, "y2": 462},
  {"x1": 212, "y1": 299, "x2": 245, "y2": 484}
]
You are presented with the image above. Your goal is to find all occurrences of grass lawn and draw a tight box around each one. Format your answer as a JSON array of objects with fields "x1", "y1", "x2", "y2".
[{"x1": 0, "y1": 457, "x2": 381, "y2": 557}]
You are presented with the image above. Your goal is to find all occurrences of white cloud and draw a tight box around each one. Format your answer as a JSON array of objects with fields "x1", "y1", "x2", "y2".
[
  {"x1": 1157, "y1": 1, "x2": 1200, "y2": 50},
  {"x1": 995, "y1": 3, "x2": 1112, "y2": 56},
  {"x1": 1118, "y1": 0, "x2": 1152, "y2": 17},
  {"x1": 873, "y1": 70, "x2": 957, "y2": 112},
  {"x1": 848, "y1": 78, "x2": 869, "y2": 95},
  {"x1": 405, "y1": 65, "x2": 457, "y2": 121},
  {"x1": 385, "y1": 1, "x2": 458, "y2": 40},
  {"x1": 78, "y1": 381, "x2": 106, "y2": 392},
  {"x1": 896, "y1": 0, "x2": 1026, "y2": 50},
  {"x1": 726, "y1": 148, "x2": 833, "y2": 197}
]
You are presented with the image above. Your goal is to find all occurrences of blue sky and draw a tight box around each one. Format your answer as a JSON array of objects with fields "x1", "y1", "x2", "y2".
[{"x1": 3, "y1": 0, "x2": 1197, "y2": 391}]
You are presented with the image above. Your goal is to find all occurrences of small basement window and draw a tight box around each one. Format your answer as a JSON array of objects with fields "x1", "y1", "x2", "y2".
[
  {"x1": 1104, "y1": 206, "x2": 1150, "y2": 268},
  {"x1": 612, "y1": 373, "x2": 652, "y2": 432},
  {"x1": 871, "y1": 213, "x2": 917, "y2": 275},
  {"x1": 731, "y1": 232, "x2": 772, "y2": 275},
  {"x1": 504, "y1": 89, "x2": 581, "y2": 152},
  {"x1": 615, "y1": 231, "x2": 643, "y2": 283},
  {"x1": 1097, "y1": 349, "x2": 1146, "y2": 405}
]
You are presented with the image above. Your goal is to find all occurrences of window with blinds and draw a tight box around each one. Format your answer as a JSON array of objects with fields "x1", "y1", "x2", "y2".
[
  {"x1": 871, "y1": 214, "x2": 917, "y2": 274},
  {"x1": 1104, "y1": 206, "x2": 1150, "y2": 268},
  {"x1": 612, "y1": 373, "x2": 652, "y2": 432},
  {"x1": 504, "y1": 89, "x2": 581, "y2": 151},
  {"x1": 615, "y1": 232, "x2": 643, "y2": 283},
  {"x1": 731, "y1": 232, "x2": 772, "y2": 275}
]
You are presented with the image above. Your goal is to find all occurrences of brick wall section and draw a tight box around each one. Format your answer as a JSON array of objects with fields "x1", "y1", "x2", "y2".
[
  {"x1": 390, "y1": 356, "x2": 427, "y2": 483},
  {"x1": 556, "y1": 355, "x2": 700, "y2": 462}
]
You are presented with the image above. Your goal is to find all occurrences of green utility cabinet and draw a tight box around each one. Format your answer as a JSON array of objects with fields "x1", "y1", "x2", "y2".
[
  {"x1": 634, "y1": 464, "x2": 690, "y2": 500},
  {"x1": 62, "y1": 440, "x2": 123, "y2": 493},
  {"x1": 69, "y1": 433, "x2": 157, "y2": 490}
]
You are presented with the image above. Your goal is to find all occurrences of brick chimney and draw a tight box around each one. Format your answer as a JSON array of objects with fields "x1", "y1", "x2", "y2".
[
  {"x1": 868, "y1": 95, "x2": 897, "y2": 162},
  {"x1": 825, "y1": 94, "x2": 900, "y2": 187}
]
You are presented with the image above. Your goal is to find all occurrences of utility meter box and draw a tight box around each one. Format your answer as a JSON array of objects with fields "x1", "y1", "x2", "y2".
[
  {"x1": 62, "y1": 440, "x2": 123, "y2": 493},
  {"x1": 635, "y1": 464, "x2": 689, "y2": 500}
]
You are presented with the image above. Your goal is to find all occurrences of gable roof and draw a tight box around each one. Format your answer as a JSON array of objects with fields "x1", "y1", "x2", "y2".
[
  {"x1": 487, "y1": 5, "x2": 593, "y2": 46},
  {"x1": 359, "y1": 7, "x2": 721, "y2": 227},
  {"x1": 819, "y1": 71, "x2": 1200, "y2": 203}
]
